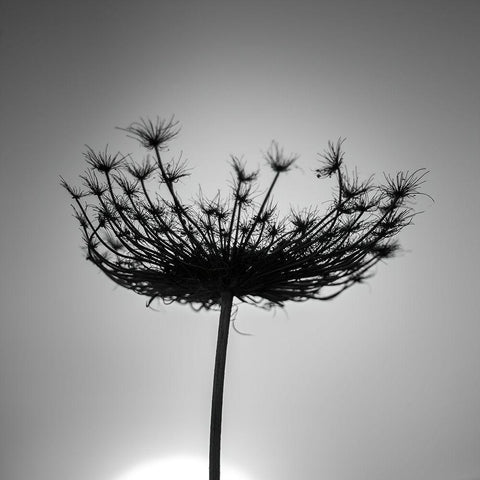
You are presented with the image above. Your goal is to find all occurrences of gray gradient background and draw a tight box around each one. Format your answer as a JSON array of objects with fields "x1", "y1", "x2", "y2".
[{"x1": 1, "y1": 1, "x2": 479, "y2": 479}]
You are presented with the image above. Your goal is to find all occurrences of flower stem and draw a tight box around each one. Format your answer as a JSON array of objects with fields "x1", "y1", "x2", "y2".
[{"x1": 209, "y1": 291, "x2": 234, "y2": 480}]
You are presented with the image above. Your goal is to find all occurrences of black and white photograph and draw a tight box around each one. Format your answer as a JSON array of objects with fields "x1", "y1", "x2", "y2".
[{"x1": 1, "y1": 1, "x2": 479, "y2": 479}]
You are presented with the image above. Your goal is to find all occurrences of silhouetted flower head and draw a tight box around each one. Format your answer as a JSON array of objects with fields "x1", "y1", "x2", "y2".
[
  {"x1": 118, "y1": 116, "x2": 180, "y2": 150},
  {"x1": 265, "y1": 141, "x2": 298, "y2": 172},
  {"x1": 315, "y1": 139, "x2": 345, "y2": 178},
  {"x1": 231, "y1": 156, "x2": 258, "y2": 183},
  {"x1": 62, "y1": 117, "x2": 429, "y2": 310}
]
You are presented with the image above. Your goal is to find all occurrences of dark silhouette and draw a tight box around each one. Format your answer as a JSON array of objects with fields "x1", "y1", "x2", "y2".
[{"x1": 61, "y1": 116, "x2": 429, "y2": 480}]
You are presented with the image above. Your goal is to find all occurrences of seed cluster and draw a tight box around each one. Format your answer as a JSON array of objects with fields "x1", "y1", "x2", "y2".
[{"x1": 62, "y1": 117, "x2": 428, "y2": 310}]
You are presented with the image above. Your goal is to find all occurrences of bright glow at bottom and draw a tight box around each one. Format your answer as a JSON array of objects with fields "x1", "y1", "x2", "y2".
[{"x1": 115, "y1": 456, "x2": 252, "y2": 480}]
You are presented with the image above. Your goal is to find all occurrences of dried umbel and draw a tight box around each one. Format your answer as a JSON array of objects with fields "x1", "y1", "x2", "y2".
[
  {"x1": 61, "y1": 117, "x2": 429, "y2": 480},
  {"x1": 62, "y1": 118, "x2": 427, "y2": 311}
]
